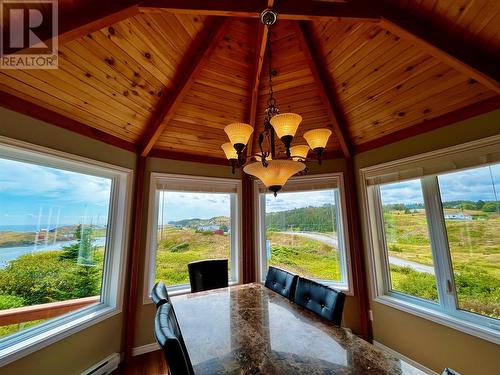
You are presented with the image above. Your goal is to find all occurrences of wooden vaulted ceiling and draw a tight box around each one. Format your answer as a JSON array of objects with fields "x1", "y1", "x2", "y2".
[{"x1": 0, "y1": 0, "x2": 499, "y2": 161}]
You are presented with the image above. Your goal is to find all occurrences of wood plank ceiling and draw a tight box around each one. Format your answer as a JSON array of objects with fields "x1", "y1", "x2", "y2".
[{"x1": 0, "y1": 1, "x2": 499, "y2": 160}]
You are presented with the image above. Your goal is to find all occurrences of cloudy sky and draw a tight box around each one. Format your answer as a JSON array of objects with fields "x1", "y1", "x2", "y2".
[
  {"x1": 0, "y1": 158, "x2": 111, "y2": 227},
  {"x1": 1, "y1": 156, "x2": 498, "y2": 227}
]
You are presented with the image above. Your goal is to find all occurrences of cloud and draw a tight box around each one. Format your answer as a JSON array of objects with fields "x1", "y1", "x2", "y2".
[
  {"x1": 160, "y1": 191, "x2": 230, "y2": 221},
  {"x1": 266, "y1": 189, "x2": 335, "y2": 212}
]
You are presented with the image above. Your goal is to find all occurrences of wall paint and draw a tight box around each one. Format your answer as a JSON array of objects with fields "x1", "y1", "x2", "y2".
[
  {"x1": 0, "y1": 108, "x2": 136, "y2": 374},
  {"x1": 354, "y1": 109, "x2": 500, "y2": 375}
]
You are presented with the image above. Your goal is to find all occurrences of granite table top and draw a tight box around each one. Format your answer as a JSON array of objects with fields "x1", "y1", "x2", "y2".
[{"x1": 171, "y1": 283, "x2": 426, "y2": 375}]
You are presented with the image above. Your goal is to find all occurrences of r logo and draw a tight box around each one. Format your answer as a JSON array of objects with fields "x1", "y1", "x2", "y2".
[{"x1": 0, "y1": 0, "x2": 58, "y2": 69}]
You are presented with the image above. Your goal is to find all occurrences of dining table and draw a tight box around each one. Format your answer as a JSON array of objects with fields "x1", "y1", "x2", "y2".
[{"x1": 171, "y1": 283, "x2": 426, "y2": 375}]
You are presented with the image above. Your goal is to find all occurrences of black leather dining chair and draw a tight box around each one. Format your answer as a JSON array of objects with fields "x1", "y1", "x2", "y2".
[
  {"x1": 188, "y1": 259, "x2": 228, "y2": 293},
  {"x1": 151, "y1": 281, "x2": 169, "y2": 307},
  {"x1": 154, "y1": 303, "x2": 194, "y2": 375},
  {"x1": 293, "y1": 277, "x2": 346, "y2": 326},
  {"x1": 442, "y1": 369, "x2": 461, "y2": 375},
  {"x1": 264, "y1": 266, "x2": 299, "y2": 300}
]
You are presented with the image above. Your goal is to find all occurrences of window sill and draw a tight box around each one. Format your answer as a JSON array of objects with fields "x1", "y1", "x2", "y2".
[
  {"x1": 0, "y1": 303, "x2": 120, "y2": 367},
  {"x1": 374, "y1": 295, "x2": 500, "y2": 345}
]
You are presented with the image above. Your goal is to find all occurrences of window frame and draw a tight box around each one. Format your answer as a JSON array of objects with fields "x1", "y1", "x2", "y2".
[
  {"x1": 143, "y1": 173, "x2": 242, "y2": 303},
  {"x1": 254, "y1": 172, "x2": 353, "y2": 294},
  {"x1": 360, "y1": 134, "x2": 500, "y2": 345},
  {"x1": 0, "y1": 135, "x2": 132, "y2": 366}
]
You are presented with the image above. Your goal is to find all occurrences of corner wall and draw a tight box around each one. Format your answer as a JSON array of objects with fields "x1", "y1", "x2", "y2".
[
  {"x1": 354, "y1": 109, "x2": 500, "y2": 375},
  {"x1": 0, "y1": 108, "x2": 137, "y2": 374}
]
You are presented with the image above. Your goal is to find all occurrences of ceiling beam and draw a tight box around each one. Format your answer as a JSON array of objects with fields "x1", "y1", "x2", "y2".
[
  {"x1": 139, "y1": 0, "x2": 380, "y2": 22},
  {"x1": 139, "y1": 18, "x2": 231, "y2": 157},
  {"x1": 296, "y1": 22, "x2": 352, "y2": 158},
  {"x1": 375, "y1": 2, "x2": 500, "y2": 93},
  {"x1": 0, "y1": 90, "x2": 138, "y2": 152}
]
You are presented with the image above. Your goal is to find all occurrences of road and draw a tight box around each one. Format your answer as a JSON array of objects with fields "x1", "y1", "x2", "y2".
[{"x1": 281, "y1": 231, "x2": 435, "y2": 275}]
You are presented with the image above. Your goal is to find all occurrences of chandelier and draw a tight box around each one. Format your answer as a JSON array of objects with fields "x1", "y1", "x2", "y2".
[{"x1": 221, "y1": 9, "x2": 332, "y2": 196}]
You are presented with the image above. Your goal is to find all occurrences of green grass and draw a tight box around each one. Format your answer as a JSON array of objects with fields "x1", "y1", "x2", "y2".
[
  {"x1": 154, "y1": 227, "x2": 231, "y2": 286},
  {"x1": 267, "y1": 232, "x2": 341, "y2": 281}
]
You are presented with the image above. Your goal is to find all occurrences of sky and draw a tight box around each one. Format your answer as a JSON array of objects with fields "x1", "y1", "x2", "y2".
[
  {"x1": 380, "y1": 164, "x2": 500, "y2": 205},
  {"x1": 0, "y1": 158, "x2": 111, "y2": 227}
]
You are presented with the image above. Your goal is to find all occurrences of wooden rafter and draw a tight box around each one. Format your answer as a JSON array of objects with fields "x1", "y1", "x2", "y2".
[
  {"x1": 375, "y1": 2, "x2": 500, "y2": 93},
  {"x1": 295, "y1": 22, "x2": 352, "y2": 158},
  {"x1": 139, "y1": 0, "x2": 380, "y2": 22},
  {"x1": 139, "y1": 18, "x2": 231, "y2": 157}
]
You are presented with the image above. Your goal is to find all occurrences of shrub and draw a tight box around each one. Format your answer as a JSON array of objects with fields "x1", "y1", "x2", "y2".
[
  {"x1": 168, "y1": 242, "x2": 190, "y2": 252},
  {"x1": 0, "y1": 294, "x2": 25, "y2": 310}
]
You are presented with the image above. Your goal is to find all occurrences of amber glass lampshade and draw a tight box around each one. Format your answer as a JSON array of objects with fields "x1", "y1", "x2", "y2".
[
  {"x1": 243, "y1": 160, "x2": 305, "y2": 196},
  {"x1": 289, "y1": 145, "x2": 310, "y2": 161},
  {"x1": 224, "y1": 123, "x2": 253, "y2": 154},
  {"x1": 303, "y1": 128, "x2": 332, "y2": 150},
  {"x1": 270, "y1": 113, "x2": 302, "y2": 139},
  {"x1": 221, "y1": 142, "x2": 238, "y2": 160}
]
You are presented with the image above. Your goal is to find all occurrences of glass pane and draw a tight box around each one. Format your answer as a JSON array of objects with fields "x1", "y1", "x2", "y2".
[
  {"x1": 155, "y1": 191, "x2": 232, "y2": 286},
  {"x1": 0, "y1": 158, "x2": 111, "y2": 339},
  {"x1": 438, "y1": 164, "x2": 500, "y2": 319},
  {"x1": 379, "y1": 180, "x2": 438, "y2": 302},
  {"x1": 264, "y1": 189, "x2": 344, "y2": 283}
]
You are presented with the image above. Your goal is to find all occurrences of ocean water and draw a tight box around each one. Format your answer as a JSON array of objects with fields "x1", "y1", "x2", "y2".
[{"x1": 0, "y1": 224, "x2": 73, "y2": 232}]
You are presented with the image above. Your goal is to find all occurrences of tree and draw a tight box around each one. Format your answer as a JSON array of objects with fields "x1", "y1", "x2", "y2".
[
  {"x1": 482, "y1": 202, "x2": 499, "y2": 213},
  {"x1": 59, "y1": 225, "x2": 96, "y2": 265}
]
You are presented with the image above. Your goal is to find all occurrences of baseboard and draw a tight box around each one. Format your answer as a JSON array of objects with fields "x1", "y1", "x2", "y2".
[
  {"x1": 132, "y1": 342, "x2": 160, "y2": 357},
  {"x1": 373, "y1": 341, "x2": 438, "y2": 375}
]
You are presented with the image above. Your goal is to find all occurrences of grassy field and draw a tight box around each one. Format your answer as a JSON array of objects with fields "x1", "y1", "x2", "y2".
[
  {"x1": 154, "y1": 227, "x2": 231, "y2": 285},
  {"x1": 384, "y1": 209, "x2": 500, "y2": 318},
  {"x1": 267, "y1": 232, "x2": 341, "y2": 281}
]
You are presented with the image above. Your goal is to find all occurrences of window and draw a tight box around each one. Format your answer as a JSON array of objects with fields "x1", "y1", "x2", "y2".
[
  {"x1": 0, "y1": 137, "x2": 131, "y2": 363},
  {"x1": 361, "y1": 135, "x2": 500, "y2": 342},
  {"x1": 256, "y1": 173, "x2": 351, "y2": 291},
  {"x1": 144, "y1": 174, "x2": 241, "y2": 298}
]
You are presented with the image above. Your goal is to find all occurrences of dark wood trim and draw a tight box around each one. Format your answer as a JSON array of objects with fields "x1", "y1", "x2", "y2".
[
  {"x1": 297, "y1": 22, "x2": 352, "y2": 158},
  {"x1": 139, "y1": 18, "x2": 230, "y2": 157},
  {"x1": 139, "y1": 0, "x2": 381, "y2": 22},
  {"x1": 241, "y1": 174, "x2": 256, "y2": 283},
  {"x1": 124, "y1": 156, "x2": 147, "y2": 362},
  {"x1": 0, "y1": 91, "x2": 138, "y2": 153},
  {"x1": 149, "y1": 148, "x2": 229, "y2": 166},
  {"x1": 375, "y1": 1, "x2": 500, "y2": 93},
  {"x1": 344, "y1": 158, "x2": 372, "y2": 342},
  {"x1": 354, "y1": 96, "x2": 500, "y2": 154}
]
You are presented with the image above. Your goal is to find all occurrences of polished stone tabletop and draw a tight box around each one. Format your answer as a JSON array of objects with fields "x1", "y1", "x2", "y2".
[{"x1": 172, "y1": 283, "x2": 425, "y2": 375}]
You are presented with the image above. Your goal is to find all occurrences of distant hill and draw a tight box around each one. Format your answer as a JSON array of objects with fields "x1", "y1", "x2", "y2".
[{"x1": 168, "y1": 216, "x2": 230, "y2": 229}]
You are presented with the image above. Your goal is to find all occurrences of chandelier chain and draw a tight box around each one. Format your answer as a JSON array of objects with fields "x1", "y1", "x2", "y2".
[{"x1": 266, "y1": 23, "x2": 276, "y2": 109}]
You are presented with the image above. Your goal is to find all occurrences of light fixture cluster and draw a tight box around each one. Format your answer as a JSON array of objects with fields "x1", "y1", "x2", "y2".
[{"x1": 221, "y1": 9, "x2": 332, "y2": 196}]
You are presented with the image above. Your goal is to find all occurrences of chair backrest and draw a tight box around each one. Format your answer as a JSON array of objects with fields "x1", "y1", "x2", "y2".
[
  {"x1": 264, "y1": 266, "x2": 299, "y2": 300},
  {"x1": 442, "y1": 369, "x2": 461, "y2": 375},
  {"x1": 293, "y1": 277, "x2": 346, "y2": 325},
  {"x1": 188, "y1": 259, "x2": 229, "y2": 293},
  {"x1": 154, "y1": 303, "x2": 194, "y2": 375},
  {"x1": 151, "y1": 281, "x2": 169, "y2": 307}
]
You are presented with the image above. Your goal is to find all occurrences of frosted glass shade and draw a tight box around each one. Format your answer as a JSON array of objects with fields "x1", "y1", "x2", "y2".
[
  {"x1": 270, "y1": 113, "x2": 302, "y2": 139},
  {"x1": 290, "y1": 145, "x2": 310, "y2": 161},
  {"x1": 221, "y1": 142, "x2": 238, "y2": 160},
  {"x1": 243, "y1": 160, "x2": 305, "y2": 188},
  {"x1": 224, "y1": 123, "x2": 253, "y2": 146},
  {"x1": 303, "y1": 128, "x2": 332, "y2": 149}
]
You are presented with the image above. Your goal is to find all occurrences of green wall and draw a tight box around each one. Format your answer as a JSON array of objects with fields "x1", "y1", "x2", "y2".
[
  {"x1": 354, "y1": 109, "x2": 500, "y2": 375},
  {"x1": 0, "y1": 108, "x2": 136, "y2": 374}
]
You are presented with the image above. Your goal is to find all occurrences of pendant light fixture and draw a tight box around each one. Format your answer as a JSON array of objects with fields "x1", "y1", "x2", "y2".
[{"x1": 221, "y1": 8, "x2": 332, "y2": 196}]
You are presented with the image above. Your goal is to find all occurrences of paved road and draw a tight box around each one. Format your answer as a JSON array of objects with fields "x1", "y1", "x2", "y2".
[{"x1": 281, "y1": 231, "x2": 435, "y2": 275}]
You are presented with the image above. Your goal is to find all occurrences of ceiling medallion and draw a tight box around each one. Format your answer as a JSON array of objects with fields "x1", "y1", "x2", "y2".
[{"x1": 221, "y1": 9, "x2": 332, "y2": 196}]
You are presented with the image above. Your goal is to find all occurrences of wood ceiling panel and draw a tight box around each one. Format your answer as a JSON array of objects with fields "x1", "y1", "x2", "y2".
[{"x1": 155, "y1": 18, "x2": 255, "y2": 158}]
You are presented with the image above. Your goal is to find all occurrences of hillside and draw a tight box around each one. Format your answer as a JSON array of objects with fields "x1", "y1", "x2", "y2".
[{"x1": 168, "y1": 216, "x2": 230, "y2": 229}]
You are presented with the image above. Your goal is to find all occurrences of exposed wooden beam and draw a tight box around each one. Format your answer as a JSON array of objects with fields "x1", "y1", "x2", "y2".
[
  {"x1": 139, "y1": 0, "x2": 380, "y2": 22},
  {"x1": 139, "y1": 18, "x2": 231, "y2": 157},
  {"x1": 149, "y1": 149, "x2": 229, "y2": 166},
  {"x1": 0, "y1": 90, "x2": 138, "y2": 152},
  {"x1": 375, "y1": 2, "x2": 500, "y2": 93},
  {"x1": 354, "y1": 95, "x2": 500, "y2": 154},
  {"x1": 296, "y1": 22, "x2": 352, "y2": 158}
]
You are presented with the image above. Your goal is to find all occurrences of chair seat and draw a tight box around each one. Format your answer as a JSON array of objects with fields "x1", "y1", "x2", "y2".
[{"x1": 293, "y1": 277, "x2": 346, "y2": 325}]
